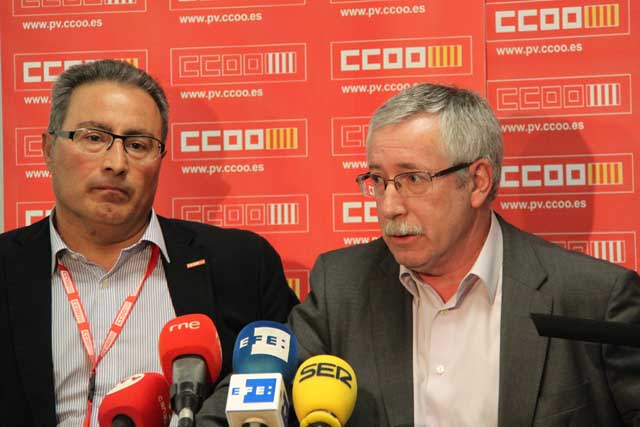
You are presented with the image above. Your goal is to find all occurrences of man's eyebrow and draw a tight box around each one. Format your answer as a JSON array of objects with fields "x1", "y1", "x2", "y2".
[
  {"x1": 74, "y1": 121, "x2": 154, "y2": 136},
  {"x1": 397, "y1": 162, "x2": 422, "y2": 170},
  {"x1": 368, "y1": 162, "x2": 424, "y2": 171},
  {"x1": 75, "y1": 120, "x2": 112, "y2": 131}
]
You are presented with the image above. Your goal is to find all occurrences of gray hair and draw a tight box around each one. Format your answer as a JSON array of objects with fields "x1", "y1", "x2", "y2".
[
  {"x1": 47, "y1": 59, "x2": 169, "y2": 142},
  {"x1": 367, "y1": 83, "x2": 503, "y2": 201}
]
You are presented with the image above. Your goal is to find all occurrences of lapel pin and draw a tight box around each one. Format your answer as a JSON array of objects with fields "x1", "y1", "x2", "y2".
[{"x1": 186, "y1": 259, "x2": 206, "y2": 269}]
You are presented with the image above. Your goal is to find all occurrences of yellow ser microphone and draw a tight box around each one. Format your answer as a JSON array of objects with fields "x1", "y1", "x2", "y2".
[{"x1": 292, "y1": 355, "x2": 357, "y2": 427}]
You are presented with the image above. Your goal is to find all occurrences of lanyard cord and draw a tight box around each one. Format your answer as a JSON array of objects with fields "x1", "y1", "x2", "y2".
[{"x1": 57, "y1": 245, "x2": 160, "y2": 427}]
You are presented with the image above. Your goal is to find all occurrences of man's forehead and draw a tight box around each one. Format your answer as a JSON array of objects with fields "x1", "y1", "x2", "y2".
[
  {"x1": 368, "y1": 160, "x2": 425, "y2": 171},
  {"x1": 62, "y1": 81, "x2": 161, "y2": 129}
]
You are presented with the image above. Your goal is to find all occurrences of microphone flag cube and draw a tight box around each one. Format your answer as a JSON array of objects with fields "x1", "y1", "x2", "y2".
[{"x1": 226, "y1": 373, "x2": 289, "y2": 427}]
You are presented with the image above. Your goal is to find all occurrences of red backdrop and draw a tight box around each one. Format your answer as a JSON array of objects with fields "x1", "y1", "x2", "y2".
[{"x1": 2, "y1": 0, "x2": 638, "y2": 300}]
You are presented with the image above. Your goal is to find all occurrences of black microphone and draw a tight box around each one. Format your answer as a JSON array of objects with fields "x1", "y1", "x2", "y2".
[{"x1": 531, "y1": 313, "x2": 640, "y2": 348}]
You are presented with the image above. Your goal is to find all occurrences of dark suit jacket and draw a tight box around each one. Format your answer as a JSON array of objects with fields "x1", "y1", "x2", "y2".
[
  {"x1": 288, "y1": 216, "x2": 640, "y2": 426},
  {"x1": 0, "y1": 216, "x2": 299, "y2": 427}
]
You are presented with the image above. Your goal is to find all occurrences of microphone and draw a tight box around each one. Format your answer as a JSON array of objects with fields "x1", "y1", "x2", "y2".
[
  {"x1": 97, "y1": 372, "x2": 171, "y2": 427},
  {"x1": 531, "y1": 313, "x2": 640, "y2": 348},
  {"x1": 292, "y1": 355, "x2": 357, "y2": 427},
  {"x1": 225, "y1": 320, "x2": 299, "y2": 427},
  {"x1": 158, "y1": 314, "x2": 223, "y2": 427}
]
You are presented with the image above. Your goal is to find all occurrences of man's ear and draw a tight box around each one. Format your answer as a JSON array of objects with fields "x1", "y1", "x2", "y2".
[
  {"x1": 42, "y1": 132, "x2": 54, "y2": 169},
  {"x1": 468, "y1": 159, "x2": 493, "y2": 208}
]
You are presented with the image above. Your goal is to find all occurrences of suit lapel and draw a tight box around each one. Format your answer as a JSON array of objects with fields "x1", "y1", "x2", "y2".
[
  {"x1": 497, "y1": 218, "x2": 552, "y2": 427},
  {"x1": 5, "y1": 219, "x2": 57, "y2": 427},
  {"x1": 158, "y1": 218, "x2": 216, "y2": 320},
  {"x1": 3, "y1": 217, "x2": 216, "y2": 426},
  {"x1": 369, "y1": 249, "x2": 414, "y2": 427}
]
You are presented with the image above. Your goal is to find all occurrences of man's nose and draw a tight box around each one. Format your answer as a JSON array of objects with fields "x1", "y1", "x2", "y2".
[
  {"x1": 102, "y1": 138, "x2": 129, "y2": 174},
  {"x1": 378, "y1": 183, "x2": 407, "y2": 219}
]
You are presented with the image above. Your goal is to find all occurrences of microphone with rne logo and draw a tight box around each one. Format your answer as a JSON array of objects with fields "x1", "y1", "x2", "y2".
[
  {"x1": 97, "y1": 372, "x2": 171, "y2": 427},
  {"x1": 158, "y1": 314, "x2": 223, "y2": 427},
  {"x1": 225, "y1": 320, "x2": 299, "y2": 427},
  {"x1": 292, "y1": 355, "x2": 357, "y2": 427}
]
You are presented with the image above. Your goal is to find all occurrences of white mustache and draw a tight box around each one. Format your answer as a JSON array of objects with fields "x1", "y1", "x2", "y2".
[{"x1": 383, "y1": 221, "x2": 424, "y2": 237}]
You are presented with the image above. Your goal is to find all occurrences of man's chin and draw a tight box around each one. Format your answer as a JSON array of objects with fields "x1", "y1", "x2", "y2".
[
  {"x1": 91, "y1": 206, "x2": 131, "y2": 225},
  {"x1": 386, "y1": 246, "x2": 429, "y2": 270}
]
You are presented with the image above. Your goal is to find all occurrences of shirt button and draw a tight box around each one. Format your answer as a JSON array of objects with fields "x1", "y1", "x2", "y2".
[
  {"x1": 436, "y1": 365, "x2": 445, "y2": 375},
  {"x1": 101, "y1": 280, "x2": 108, "y2": 289}
]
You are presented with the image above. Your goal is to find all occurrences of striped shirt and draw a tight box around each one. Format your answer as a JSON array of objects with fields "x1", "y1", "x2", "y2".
[{"x1": 50, "y1": 211, "x2": 177, "y2": 427}]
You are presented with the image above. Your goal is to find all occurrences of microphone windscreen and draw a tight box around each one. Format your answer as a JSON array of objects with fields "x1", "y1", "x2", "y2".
[
  {"x1": 158, "y1": 313, "x2": 223, "y2": 384},
  {"x1": 292, "y1": 355, "x2": 357, "y2": 427},
  {"x1": 232, "y1": 320, "x2": 298, "y2": 383},
  {"x1": 98, "y1": 372, "x2": 171, "y2": 427}
]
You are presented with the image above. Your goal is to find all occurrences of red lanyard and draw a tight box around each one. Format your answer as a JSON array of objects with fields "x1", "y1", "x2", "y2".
[{"x1": 57, "y1": 245, "x2": 160, "y2": 427}]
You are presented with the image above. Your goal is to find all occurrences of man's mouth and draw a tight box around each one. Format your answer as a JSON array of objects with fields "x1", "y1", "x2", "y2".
[{"x1": 383, "y1": 222, "x2": 424, "y2": 237}]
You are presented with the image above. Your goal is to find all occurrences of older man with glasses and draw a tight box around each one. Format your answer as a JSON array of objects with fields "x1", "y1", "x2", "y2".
[
  {"x1": 287, "y1": 83, "x2": 640, "y2": 427},
  {"x1": 0, "y1": 59, "x2": 298, "y2": 427}
]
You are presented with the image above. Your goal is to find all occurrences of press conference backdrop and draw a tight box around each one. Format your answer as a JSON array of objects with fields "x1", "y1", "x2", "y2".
[{"x1": 1, "y1": 1, "x2": 638, "y2": 301}]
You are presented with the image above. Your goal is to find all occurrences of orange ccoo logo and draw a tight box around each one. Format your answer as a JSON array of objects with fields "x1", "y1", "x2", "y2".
[
  {"x1": 172, "y1": 120, "x2": 307, "y2": 161},
  {"x1": 172, "y1": 195, "x2": 309, "y2": 234},
  {"x1": 331, "y1": 36, "x2": 472, "y2": 80},
  {"x1": 14, "y1": 50, "x2": 147, "y2": 91},
  {"x1": 500, "y1": 154, "x2": 633, "y2": 196},
  {"x1": 285, "y1": 270, "x2": 310, "y2": 301},
  {"x1": 487, "y1": 0, "x2": 629, "y2": 41}
]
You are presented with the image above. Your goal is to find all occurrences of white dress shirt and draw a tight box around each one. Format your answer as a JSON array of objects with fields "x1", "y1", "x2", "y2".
[{"x1": 399, "y1": 212, "x2": 504, "y2": 427}]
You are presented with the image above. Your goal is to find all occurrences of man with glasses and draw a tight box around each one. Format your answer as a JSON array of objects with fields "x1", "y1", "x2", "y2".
[
  {"x1": 287, "y1": 83, "x2": 640, "y2": 426},
  {"x1": 0, "y1": 59, "x2": 298, "y2": 427}
]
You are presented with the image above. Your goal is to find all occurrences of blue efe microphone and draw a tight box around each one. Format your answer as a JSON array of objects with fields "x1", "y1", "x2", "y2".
[
  {"x1": 226, "y1": 321, "x2": 299, "y2": 427},
  {"x1": 233, "y1": 320, "x2": 299, "y2": 381}
]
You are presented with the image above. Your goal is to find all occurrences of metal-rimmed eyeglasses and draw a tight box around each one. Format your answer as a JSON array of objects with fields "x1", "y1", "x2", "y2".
[
  {"x1": 50, "y1": 128, "x2": 165, "y2": 162},
  {"x1": 356, "y1": 162, "x2": 472, "y2": 198}
]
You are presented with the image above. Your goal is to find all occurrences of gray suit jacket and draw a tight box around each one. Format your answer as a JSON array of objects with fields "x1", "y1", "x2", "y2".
[{"x1": 288, "y1": 216, "x2": 640, "y2": 426}]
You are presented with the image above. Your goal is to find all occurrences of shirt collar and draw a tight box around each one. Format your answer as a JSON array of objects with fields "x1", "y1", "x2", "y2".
[
  {"x1": 399, "y1": 211, "x2": 503, "y2": 304},
  {"x1": 49, "y1": 209, "x2": 170, "y2": 273}
]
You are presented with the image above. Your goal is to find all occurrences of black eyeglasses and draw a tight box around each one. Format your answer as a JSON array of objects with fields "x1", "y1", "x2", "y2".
[
  {"x1": 50, "y1": 128, "x2": 165, "y2": 162},
  {"x1": 356, "y1": 162, "x2": 472, "y2": 198}
]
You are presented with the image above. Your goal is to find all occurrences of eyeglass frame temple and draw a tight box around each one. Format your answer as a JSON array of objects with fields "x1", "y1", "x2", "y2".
[
  {"x1": 49, "y1": 129, "x2": 166, "y2": 155},
  {"x1": 355, "y1": 161, "x2": 473, "y2": 185}
]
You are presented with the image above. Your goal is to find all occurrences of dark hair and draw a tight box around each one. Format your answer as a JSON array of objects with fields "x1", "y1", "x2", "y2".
[{"x1": 47, "y1": 59, "x2": 169, "y2": 142}]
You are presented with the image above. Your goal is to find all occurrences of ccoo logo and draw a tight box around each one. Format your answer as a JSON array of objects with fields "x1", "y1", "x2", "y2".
[
  {"x1": 500, "y1": 153, "x2": 633, "y2": 196},
  {"x1": 14, "y1": 50, "x2": 148, "y2": 92},
  {"x1": 332, "y1": 193, "x2": 378, "y2": 232},
  {"x1": 13, "y1": 0, "x2": 145, "y2": 17},
  {"x1": 172, "y1": 195, "x2": 309, "y2": 234},
  {"x1": 487, "y1": 0, "x2": 629, "y2": 41},
  {"x1": 331, "y1": 36, "x2": 472, "y2": 80}
]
